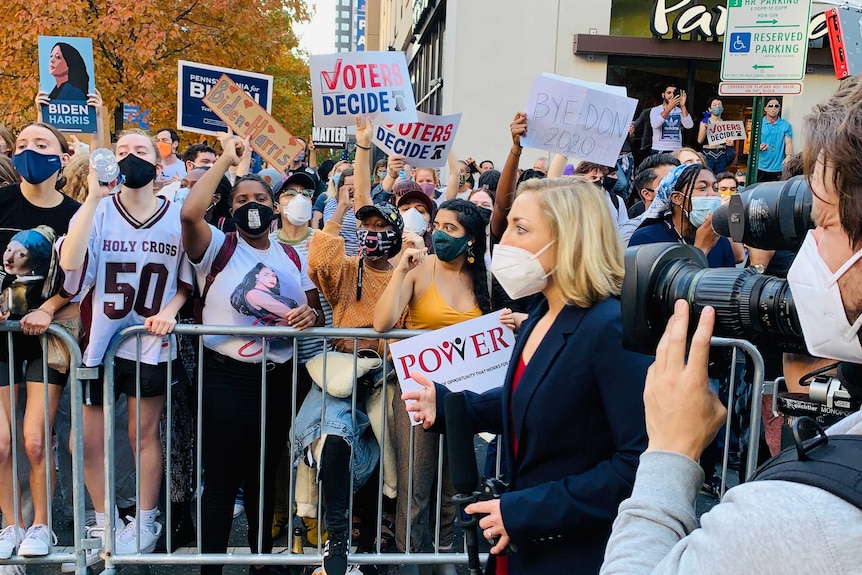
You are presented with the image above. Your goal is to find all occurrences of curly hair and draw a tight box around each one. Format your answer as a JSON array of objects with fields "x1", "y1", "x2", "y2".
[
  {"x1": 228, "y1": 173, "x2": 274, "y2": 204},
  {"x1": 437, "y1": 199, "x2": 491, "y2": 314},
  {"x1": 62, "y1": 152, "x2": 90, "y2": 202}
]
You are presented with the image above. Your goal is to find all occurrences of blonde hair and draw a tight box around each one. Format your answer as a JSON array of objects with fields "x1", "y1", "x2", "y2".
[
  {"x1": 63, "y1": 152, "x2": 90, "y2": 203},
  {"x1": 673, "y1": 147, "x2": 707, "y2": 166},
  {"x1": 114, "y1": 128, "x2": 158, "y2": 155},
  {"x1": 516, "y1": 176, "x2": 624, "y2": 307},
  {"x1": 325, "y1": 160, "x2": 351, "y2": 199}
]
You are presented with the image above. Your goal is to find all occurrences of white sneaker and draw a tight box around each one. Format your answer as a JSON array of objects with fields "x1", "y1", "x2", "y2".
[
  {"x1": 233, "y1": 501, "x2": 244, "y2": 518},
  {"x1": 0, "y1": 525, "x2": 24, "y2": 560},
  {"x1": 114, "y1": 516, "x2": 162, "y2": 555},
  {"x1": 17, "y1": 524, "x2": 56, "y2": 557},
  {"x1": 60, "y1": 523, "x2": 123, "y2": 573}
]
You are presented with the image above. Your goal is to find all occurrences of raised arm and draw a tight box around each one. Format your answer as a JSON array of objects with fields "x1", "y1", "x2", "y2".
[
  {"x1": 235, "y1": 137, "x2": 252, "y2": 178},
  {"x1": 353, "y1": 116, "x2": 374, "y2": 211},
  {"x1": 444, "y1": 152, "x2": 459, "y2": 201},
  {"x1": 307, "y1": 137, "x2": 318, "y2": 169},
  {"x1": 491, "y1": 112, "x2": 526, "y2": 239},
  {"x1": 548, "y1": 153, "x2": 567, "y2": 178},
  {"x1": 59, "y1": 170, "x2": 113, "y2": 271},
  {"x1": 380, "y1": 154, "x2": 405, "y2": 194},
  {"x1": 181, "y1": 133, "x2": 242, "y2": 261}
]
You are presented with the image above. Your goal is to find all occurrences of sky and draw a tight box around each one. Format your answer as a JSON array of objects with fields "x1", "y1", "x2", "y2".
[{"x1": 296, "y1": 0, "x2": 336, "y2": 55}]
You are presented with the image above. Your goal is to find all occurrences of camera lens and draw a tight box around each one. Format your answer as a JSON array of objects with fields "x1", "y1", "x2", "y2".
[
  {"x1": 622, "y1": 243, "x2": 802, "y2": 355},
  {"x1": 711, "y1": 176, "x2": 812, "y2": 251}
]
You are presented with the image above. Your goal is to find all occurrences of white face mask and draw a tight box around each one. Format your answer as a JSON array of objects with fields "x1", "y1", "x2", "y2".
[
  {"x1": 787, "y1": 231, "x2": 862, "y2": 362},
  {"x1": 491, "y1": 241, "x2": 554, "y2": 300},
  {"x1": 285, "y1": 194, "x2": 312, "y2": 226},
  {"x1": 401, "y1": 207, "x2": 428, "y2": 235}
]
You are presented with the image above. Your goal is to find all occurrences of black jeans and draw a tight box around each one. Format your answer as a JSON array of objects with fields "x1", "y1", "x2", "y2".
[
  {"x1": 200, "y1": 350, "x2": 296, "y2": 575},
  {"x1": 319, "y1": 435, "x2": 352, "y2": 537},
  {"x1": 757, "y1": 169, "x2": 782, "y2": 183}
]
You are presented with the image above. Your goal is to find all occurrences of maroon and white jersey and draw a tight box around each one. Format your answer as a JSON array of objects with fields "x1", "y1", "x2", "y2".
[{"x1": 62, "y1": 195, "x2": 193, "y2": 366}]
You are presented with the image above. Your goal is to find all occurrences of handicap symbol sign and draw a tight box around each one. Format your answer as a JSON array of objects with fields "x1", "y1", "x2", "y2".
[{"x1": 729, "y1": 33, "x2": 751, "y2": 53}]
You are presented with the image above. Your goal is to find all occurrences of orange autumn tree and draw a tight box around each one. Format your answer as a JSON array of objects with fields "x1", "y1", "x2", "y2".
[{"x1": 0, "y1": 0, "x2": 313, "y2": 141}]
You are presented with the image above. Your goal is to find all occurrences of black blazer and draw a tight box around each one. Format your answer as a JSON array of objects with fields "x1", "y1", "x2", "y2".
[{"x1": 434, "y1": 297, "x2": 651, "y2": 574}]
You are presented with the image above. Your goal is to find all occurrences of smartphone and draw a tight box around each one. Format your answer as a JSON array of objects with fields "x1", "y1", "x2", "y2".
[{"x1": 673, "y1": 89, "x2": 681, "y2": 98}]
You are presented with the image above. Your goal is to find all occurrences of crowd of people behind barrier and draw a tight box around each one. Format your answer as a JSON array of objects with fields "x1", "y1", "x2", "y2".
[{"x1": 0, "y1": 73, "x2": 861, "y2": 575}]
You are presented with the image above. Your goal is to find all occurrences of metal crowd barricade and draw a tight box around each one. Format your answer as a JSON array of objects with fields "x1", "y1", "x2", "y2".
[
  {"x1": 92, "y1": 328, "x2": 770, "y2": 573},
  {"x1": 710, "y1": 337, "x2": 766, "y2": 497},
  {"x1": 0, "y1": 322, "x2": 88, "y2": 575},
  {"x1": 99, "y1": 324, "x2": 497, "y2": 573}
]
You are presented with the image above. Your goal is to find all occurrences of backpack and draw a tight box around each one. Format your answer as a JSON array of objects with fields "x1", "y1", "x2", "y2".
[
  {"x1": 751, "y1": 417, "x2": 862, "y2": 510},
  {"x1": 193, "y1": 232, "x2": 302, "y2": 324}
]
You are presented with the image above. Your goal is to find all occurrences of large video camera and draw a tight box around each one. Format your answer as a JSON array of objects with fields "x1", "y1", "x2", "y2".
[{"x1": 621, "y1": 176, "x2": 812, "y2": 356}]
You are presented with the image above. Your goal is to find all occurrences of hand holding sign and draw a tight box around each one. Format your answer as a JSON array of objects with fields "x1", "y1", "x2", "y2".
[
  {"x1": 355, "y1": 115, "x2": 373, "y2": 149},
  {"x1": 402, "y1": 372, "x2": 437, "y2": 429},
  {"x1": 511, "y1": 112, "x2": 528, "y2": 147},
  {"x1": 216, "y1": 132, "x2": 244, "y2": 167}
]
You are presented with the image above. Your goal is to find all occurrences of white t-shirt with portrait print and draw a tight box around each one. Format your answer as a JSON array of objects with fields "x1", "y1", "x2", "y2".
[{"x1": 192, "y1": 227, "x2": 314, "y2": 364}]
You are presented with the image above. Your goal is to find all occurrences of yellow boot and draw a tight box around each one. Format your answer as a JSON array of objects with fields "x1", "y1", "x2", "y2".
[{"x1": 303, "y1": 517, "x2": 328, "y2": 547}]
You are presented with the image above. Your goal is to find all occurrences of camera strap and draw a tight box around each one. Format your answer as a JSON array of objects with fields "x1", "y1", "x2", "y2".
[{"x1": 751, "y1": 417, "x2": 862, "y2": 510}]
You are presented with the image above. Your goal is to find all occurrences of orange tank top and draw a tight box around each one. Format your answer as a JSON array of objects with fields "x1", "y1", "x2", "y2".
[{"x1": 409, "y1": 260, "x2": 482, "y2": 330}]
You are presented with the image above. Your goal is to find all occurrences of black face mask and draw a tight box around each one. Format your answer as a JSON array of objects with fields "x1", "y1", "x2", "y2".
[
  {"x1": 233, "y1": 202, "x2": 276, "y2": 235},
  {"x1": 118, "y1": 154, "x2": 157, "y2": 189},
  {"x1": 601, "y1": 176, "x2": 618, "y2": 193}
]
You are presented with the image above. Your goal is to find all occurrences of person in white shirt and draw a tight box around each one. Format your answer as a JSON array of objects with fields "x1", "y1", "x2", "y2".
[{"x1": 649, "y1": 84, "x2": 694, "y2": 153}]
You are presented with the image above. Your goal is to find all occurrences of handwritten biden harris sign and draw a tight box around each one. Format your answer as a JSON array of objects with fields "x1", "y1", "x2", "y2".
[
  {"x1": 310, "y1": 51, "x2": 417, "y2": 127},
  {"x1": 203, "y1": 74, "x2": 304, "y2": 170},
  {"x1": 372, "y1": 111, "x2": 461, "y2": 169},
  {"x1": 390, "y1": 313, "x2": 515, "y2": 425},
  {"x1": 521, "y1": 74, "x2": 637, "y2": 167}
]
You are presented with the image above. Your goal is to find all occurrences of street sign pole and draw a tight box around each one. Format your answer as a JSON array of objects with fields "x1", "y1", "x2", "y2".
[{"x1": 746, "y1": 97, "x2": 764, "y2": 187}]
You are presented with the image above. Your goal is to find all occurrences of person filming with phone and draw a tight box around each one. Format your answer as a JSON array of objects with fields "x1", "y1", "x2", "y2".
[{"x1": 649, "y1": 84, "x2": 693, "y2": 155}]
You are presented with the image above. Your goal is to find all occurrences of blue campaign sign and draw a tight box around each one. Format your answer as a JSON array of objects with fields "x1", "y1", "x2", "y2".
[
  {"x1": 729, "y1": 33, "x2": 751, "y2": 53},
  {"x1": 38, "y1": 36, "x2": 97, "y2": 133},
  {"x1": 177, "y1": 60, "x2": 273, "y2": 136}
]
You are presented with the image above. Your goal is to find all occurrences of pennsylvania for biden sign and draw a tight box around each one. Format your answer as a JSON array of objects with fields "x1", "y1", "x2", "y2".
[
  {"x1": 310, "y1": 51, "x2": 417, "y2": 127},
  {"x1": 390, "y1": 313, "x2": 515, "y2": 425}
]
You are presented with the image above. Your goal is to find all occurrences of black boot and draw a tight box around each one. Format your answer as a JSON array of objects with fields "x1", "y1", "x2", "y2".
[{"x1": 171, "y1": 500, "x2": 196, "y2": 550}]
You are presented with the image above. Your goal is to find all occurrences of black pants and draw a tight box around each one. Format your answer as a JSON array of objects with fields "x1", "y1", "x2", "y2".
[
  {"x1": 199, "y1": 350, "x2": 296, "y2": 575},
  {"x1": 757, "y1": 169, "x2": 782, "y2": 183},
  {"x1": 319, "y1": 435, "x2": 352, "y2": 537}
]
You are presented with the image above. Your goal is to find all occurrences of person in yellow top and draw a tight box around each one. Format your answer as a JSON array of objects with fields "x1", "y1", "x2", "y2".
[{"x1": 373, "y1": 197, "x2": 491, "y2": 568}]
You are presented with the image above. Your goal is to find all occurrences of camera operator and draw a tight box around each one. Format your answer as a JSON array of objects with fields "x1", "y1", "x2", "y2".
[{"x1": 601, "y1": 76, "x2": 862, "y2": 575}]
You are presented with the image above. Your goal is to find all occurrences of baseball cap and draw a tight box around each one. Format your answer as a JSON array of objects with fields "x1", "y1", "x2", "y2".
[
  {"x1": 396, "y1": 190, "x2": 434, "y2": 214},
  {"x1": 356, "y1": 202, "x2": 404, "y2": 234},
  {"x1": 257, "y1": 167, "x2": 284, "y2": 190},
  {"x1": 274, "y1": 171, "x2": 316, "y2": 199}
]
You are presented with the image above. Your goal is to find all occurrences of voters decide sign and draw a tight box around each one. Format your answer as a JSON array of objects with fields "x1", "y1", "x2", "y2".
[
  {"x1": 310, "y1": 51, "x2": 418, "y2": 127},
  {"x1": 721, "y1": 0, "x2": 813, "y2": 82}
]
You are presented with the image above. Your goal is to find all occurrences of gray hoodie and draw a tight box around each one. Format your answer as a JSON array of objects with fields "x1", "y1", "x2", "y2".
[{"x1": 600, "y1": 410, "x2": 862, "y2": 575}]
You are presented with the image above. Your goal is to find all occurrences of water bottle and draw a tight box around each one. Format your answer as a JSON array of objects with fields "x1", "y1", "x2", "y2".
[{"x1": 89, "y1": 148, "x2": 120, "y2": 185}]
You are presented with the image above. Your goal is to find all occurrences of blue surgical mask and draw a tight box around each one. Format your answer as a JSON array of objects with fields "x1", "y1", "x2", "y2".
[
  {"x1": 689, "y1": 196, "x2": 721, "y2": 228},
  {"x1": 377, "y1": 170, "x2": 387, "y2": 180},
  {"x1": 332, "y1": 172, "x2": 342, "y2": 186},
  {"x1": 12, "y1": 150, "x2": 61, "y2": 185},
  {"x1": 711, "y1": 106, "x2": 724, "y2": 116}
]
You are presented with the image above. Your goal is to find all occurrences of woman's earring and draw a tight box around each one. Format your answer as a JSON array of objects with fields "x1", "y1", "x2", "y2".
[{"x1": 467, "y1": 241, "x2": 475, "y2": 264}]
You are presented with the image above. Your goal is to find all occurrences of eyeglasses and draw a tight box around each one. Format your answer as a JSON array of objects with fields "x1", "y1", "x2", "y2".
[
  {"x1": 765, "y1": 104, "x2": 781, "y2": 109},
  {"x1": 281, "y1": 187, "x2": 314, "y2": 198}
]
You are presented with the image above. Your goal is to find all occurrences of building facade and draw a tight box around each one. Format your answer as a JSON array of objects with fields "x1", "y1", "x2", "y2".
[{"x1": 369, "y1": 0, "x2": 838, "y2": 172}]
